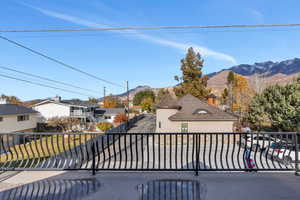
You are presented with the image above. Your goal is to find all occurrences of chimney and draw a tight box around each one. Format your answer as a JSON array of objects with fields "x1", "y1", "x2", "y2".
[
  {"x1": 0, "y1": 97, "x2": 8, "y2": 104},
  {"x1": 53, "y1": 96, "x2": 61, "y2": 103},
  {"x1": 207, "y1": 94, "x2": 217, "y2": 106}
]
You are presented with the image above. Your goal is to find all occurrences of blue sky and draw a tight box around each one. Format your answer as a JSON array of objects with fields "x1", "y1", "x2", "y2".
[{"x1": 1, "y1": 0, "x2": 300, "y2": 100}]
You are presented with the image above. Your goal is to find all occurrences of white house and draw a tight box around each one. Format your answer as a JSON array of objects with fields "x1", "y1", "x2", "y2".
[
  {"x1": 156, "y1": 94, "x2": 238, "y2": 133},
  {"x1": 94, "y1": 108, "x2": 126, "y2": 123},
  {"x1": 0, "y1": 100, "x2": 38, "y2": 133},
  {"x1": 31, "y1": 96, "x2": 99, "y2": 122}
]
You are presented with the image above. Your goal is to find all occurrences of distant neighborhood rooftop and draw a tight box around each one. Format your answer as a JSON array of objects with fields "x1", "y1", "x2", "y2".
[
  {"x1": 95, "y1": 108, "x2": 125, "y2": 115},
  {"x1": 156, "y1": 94, "x2": 181, "y2": 109},
  {"x1": 0, "y1": 104, "x2": 38, "y2": 116},
  {"x1": 60, "y1": 100, "x2": 99, "y2": 108},
  {"x1": 32, "y1": 96, "x2": 99, "y2": 108},
  {"x1": 158, "y1": 94, "x2": 238, "y2": 121}
]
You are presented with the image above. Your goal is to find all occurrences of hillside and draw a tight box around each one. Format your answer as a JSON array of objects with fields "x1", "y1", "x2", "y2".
[
  {"x1": 207, "y1": 58, "x2": 300, "y2": 94},
  {"x1": 109, "y1": 58, "x2": 300, "y2": 99}
]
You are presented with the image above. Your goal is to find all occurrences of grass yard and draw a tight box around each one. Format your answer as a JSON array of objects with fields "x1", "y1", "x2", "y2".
[{"x1": 0, "y1": 133, "x2": 99, "y2": 166}]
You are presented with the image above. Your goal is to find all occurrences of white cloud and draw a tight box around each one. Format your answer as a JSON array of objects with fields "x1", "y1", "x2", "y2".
[
  {"x1": 250, "y1": 9, "x2": 264, "y2": 24},
  {"x1": 30, "y1": 7, "x2": 237, "y2": 64}
]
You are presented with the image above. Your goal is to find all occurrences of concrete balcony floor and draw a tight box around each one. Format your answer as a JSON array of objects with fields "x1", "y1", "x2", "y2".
[{"x1": 1, "y1": 170, "x2": 300, "y2": 200}]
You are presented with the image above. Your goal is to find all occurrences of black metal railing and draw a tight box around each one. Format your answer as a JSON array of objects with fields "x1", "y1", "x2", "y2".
[
  {"x1": 0, "y1": 178, "x2": 101, "y2": 200},
  {"x1": 0, "y1": 132, "x2": 299, "y2": 175}
]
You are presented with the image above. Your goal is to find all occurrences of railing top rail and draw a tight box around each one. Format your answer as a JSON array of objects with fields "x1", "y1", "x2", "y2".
[{"x1": 0, "y1": 131, "x2": 298, "y2": 136}]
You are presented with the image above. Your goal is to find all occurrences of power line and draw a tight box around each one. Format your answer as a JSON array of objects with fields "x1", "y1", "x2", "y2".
[
  {"x1": 1, "y1": 23, "x2": 300, "y2": 33},
  {"x1": 0, "y1": 65, "x2": 99, "y2": 94},
  {"x1": 0, "y1": 73, "x2": 95, "y2": 97},
  {"x1": 0, "y1": 35, "x2": 123, "y2": 87}
]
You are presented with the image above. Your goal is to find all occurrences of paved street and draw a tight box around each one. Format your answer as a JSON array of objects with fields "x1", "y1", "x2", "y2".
[{"x1": 127, "y1": 114, "x2": 156, "y2": 133}]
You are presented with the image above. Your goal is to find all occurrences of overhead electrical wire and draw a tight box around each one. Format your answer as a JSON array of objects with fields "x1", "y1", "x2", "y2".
[
  {"x1": 0, "y1": 35, "x2": 123, "y2": 88},
  {"x1": 1, "y1": 23, "x2": 300, "y2": 33},
  {"x1": 0, "y1": 73, "x2": 95, "y2": 97},
  {"x1": 0, "y1": 65, "x2": 99, "y2": 94}
]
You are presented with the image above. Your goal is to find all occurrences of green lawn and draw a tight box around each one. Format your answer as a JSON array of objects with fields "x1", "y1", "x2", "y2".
[{"x1": 0, "y1": 134, "x2": 97, "y2": 166}]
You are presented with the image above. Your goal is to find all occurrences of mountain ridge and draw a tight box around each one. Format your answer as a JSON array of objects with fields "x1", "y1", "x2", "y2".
[{"x1": 111, "y1": 58, "x2": 300, "y2": 100}]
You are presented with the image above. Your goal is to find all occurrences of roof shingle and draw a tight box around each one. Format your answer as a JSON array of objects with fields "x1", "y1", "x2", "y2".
[
  {"x1": 158, "y1": 94, "x2": 238, "y2": 121},
  {"x1": 0, "y1": 104, "x2": 38, "y2": 116},
  {"x1": 156, "y1": 94, "x2": 181, "y2": 109}
]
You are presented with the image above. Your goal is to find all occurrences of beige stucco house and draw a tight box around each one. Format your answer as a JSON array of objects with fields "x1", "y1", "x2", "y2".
[
  {"x1": 0, "y1": 102, "x2": 38, "y2": 133},
  {"x1": 156, "y1": 94, "x2": 238, "y2": 133}
]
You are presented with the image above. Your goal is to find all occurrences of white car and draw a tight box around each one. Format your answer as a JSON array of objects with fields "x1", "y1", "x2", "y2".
[
  {"x1": 242, "y1": 134, "x2": 277, "y2": 152},
  {"x1": 275, "y1": 145, "x2": 300, "y2": 164}
]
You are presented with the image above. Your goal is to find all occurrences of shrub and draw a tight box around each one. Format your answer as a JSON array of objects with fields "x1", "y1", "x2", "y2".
[
  {"x1": 97, "y1": 122, "x2": 113, "y2": 132},
  {"x1": 113, "y1": 113, "x2": 128, "y2": 124}
]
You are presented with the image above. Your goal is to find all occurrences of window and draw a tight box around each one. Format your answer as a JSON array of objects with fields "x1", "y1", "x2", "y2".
[
  {"x1": 159, "y1": 121, "x2": 162, "y2": 128},
  {"x1": 194, "y1": 109, "x2": 209, "y2": 114},
  {"x1": 17, "y1": 115, "x2": 29, "y2": 122},
  {"x1": 0, "y1": 117, "x2": 3, "y2": 122},
  {"x1": 181, "y1": 123, "x2": 188, "y2": 133},
  {"x1": 197, "y1": 110, "x2": 207, "y2": 114}
]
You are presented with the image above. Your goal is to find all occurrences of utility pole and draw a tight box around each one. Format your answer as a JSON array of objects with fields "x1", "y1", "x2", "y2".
[
  {"x1": 126, "y1": 80, "x2": 129, "y2": 132},
  {"x1": 103, "y1": 86, "x2": 106, "y2": 98},
  {"x1": 101, "y1": 86, "x2": 106, "y2": 108}
]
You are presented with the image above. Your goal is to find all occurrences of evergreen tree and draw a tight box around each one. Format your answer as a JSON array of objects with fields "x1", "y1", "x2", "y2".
[
  {"x1": 174, "y1": 47, "x2": 210, "y2": 99},
  {"x1": 248, "y1": 79, "x2": 300, "y2": 131},
  {"x1": 226, "y1": 71, "x2": 235, "y2": 111},
  {"x1": 133, "y1": 90, "x2": 155, "y2": 106},
  {"x1": 156, "y1": 88, "x2": 170, "y2": 104}
]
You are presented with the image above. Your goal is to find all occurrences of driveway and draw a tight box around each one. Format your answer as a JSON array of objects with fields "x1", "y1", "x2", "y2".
[{"x1": 127, "y1": 114, "x2": 156, "y2": 133}]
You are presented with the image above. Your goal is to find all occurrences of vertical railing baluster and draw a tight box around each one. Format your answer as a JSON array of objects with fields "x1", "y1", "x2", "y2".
[
  {"x1": 186, "y1": 134, "x2": 189, "y2": 170},
  {"x1": 295, "y1": 133, "x2": 299, "y2": 176},
  {"x1": 203, "y1": 134, "x2": 207, "y2": 169},
  {"x1": 118, "y1": 134, "x2": 122, "y2": 169},
  {"x1": 164, "y1": 134, "x2": 166, "y2": 169},
  {"x1": 135, "y1": 134, "x2": 139, "y2": 170},
  {"x1": 231, "y1": 133, "x2": 236, "y2": 169},
  {"x1": 112, "y1": 134, "x2": 117, "y2": 169},
  {"x1": 195, "y1": 134, "x2": 199, "y2": 176},
  {"x1": 169, "y1": 134, "x2": 172, "y2": 169},
  {"x1": 208, "y1": 134, "x2": 212, "y2": 169},
  {"x1": 101, "y1": 135, "x2": 106, "y2": 169},
  {"x1": 129, "y1": 134, "x2": 133, "y2": 169},
  {"x1": 141, "y1": 134, "x2": 144, "y2": 169},
  {"x1": 146, "y1": 133, "x2": 150, "y2": 170},
  {"x1": 214, "y1": 134, "x2": 218, "y2": 170},
  {"x1": 107, "y1": 134, "x2": 112, "y2": 169},
  {"x1": 91, "y1": 141, "x2": 96, "y2": 175},
  {"x1": 175, "y1": 133, "x2": 178, "y2": 170},
  {"x1": 158, "y1": 134, "x2": 161, "y2": 169},
  {"x1": 225, "y1": 134, "x2": 230, "y2": 170},
  {"x1": 152, "y1": 133, "x2": 155, "y2": 169},
  {"x1": 123, "y1": 134, "x2": 127, "y2": 169},
  {"x1": 237, "y1": 133, "x2": 242, "y2": 169},
  {"x1": 192, "y1": 134, "x2": 195, "y2": 170}
]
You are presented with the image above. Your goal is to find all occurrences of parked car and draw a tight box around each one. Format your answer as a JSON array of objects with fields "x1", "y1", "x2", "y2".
[
  {"x1": 242, "y1": 134, "x2": 277, "y2": 152},
  {"x1": 275, "y1": 144, "x2": 300, "y2": 164},
  {"x1": 267, "y1": 142, "x2": 286, "y2": 160}
]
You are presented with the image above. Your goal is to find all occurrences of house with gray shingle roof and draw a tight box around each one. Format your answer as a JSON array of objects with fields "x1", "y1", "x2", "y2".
[
  {"x1": 94, "y1": 108, "x2": 126, "y2": 123},
  {"x1": 156, "y1": 94, "x2": 238, "y2": 133},
  {"x1": 31, "y1": 96, "x2": 99, "y2": 122},
  {"x1": 0, "y1": 99, "x2": 38, "y2": 133}
]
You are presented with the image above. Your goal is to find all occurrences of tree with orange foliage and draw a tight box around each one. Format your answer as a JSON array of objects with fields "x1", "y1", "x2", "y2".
[
  {"x1": 103, "y1": 95, "x2": 122, "y2": 108},
  {"x1": 232, "y1": 74, "x2": 255, "y2": 115},
  {"x1": 113, "y1": 113, "x2": 128, "y2": 125},
  {"x1": 1, "y1": 94, "x2": 22, "y2": 105}
]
